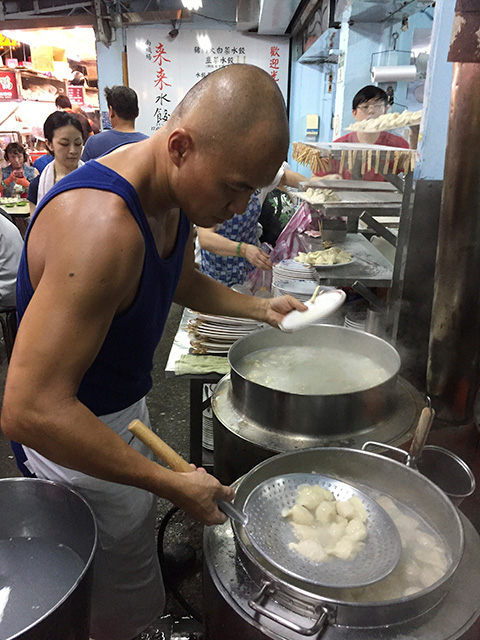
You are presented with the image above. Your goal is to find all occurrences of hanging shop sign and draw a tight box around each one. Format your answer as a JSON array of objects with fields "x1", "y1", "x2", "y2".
[
  {"x1": 0, "y1": 34, "x2": 18, "y2": 48},
  {"x1": 0, "y1": 71, "x2": 18, "y2": 99},
  {"x1": 30, "y1": 45, "x2": 54, "y2": 73},
  {"x1": 126, "y1": 27, "x2": 289, "y2": 134},
  {"x1": 68, "y1": 85, "x2": 85, "y2": 106}
]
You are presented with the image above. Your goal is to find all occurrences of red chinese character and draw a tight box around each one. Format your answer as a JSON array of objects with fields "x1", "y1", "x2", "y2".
[
  {"x1": 270, "y1": 58, "x2": 280, "y2": 70},
  {"x1": 270, "y1": 70, "x2": 279, "y2": 81},
  {"x1": 154, "y1": 67, "x2": 171, "y2": 90},
  {"x1": 154, "y1": 43, "x2": 171, "y2": 65},
  {"x1": 270, "y1": 46, "x2": 280, "y2": 57}
]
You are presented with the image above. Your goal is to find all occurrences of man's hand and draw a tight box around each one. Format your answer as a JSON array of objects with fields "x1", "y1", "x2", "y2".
[
  {"x1": 168, "y1": 467, "x2": 235, "y2": 526},
  {"x1": 243, "y1": 244, "x2": 272, "y2": 270},
  {"x1": 260, "y1": 295, "x2": 308, "y2": 327}
]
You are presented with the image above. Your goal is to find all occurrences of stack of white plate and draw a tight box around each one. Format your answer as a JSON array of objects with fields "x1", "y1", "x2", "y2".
[
  {"x1": 202, "y1": 410, "x2": 214, "y2": 450},
  {"x1": 272, "y1": 259, "x2": 316, "y2": 288},
  {"x1": 188, "y1": 313, "x2": 263, "y2": 355},
  {"x1": 344, "y1": 315, "x2": 366, "y2": 331}
]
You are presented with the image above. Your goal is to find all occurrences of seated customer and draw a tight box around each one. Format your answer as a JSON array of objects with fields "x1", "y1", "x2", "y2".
[
  {"x1": 1, "y1": 143, "x2": 37, "y2": 198},
  {"x1": 27, "y1": 111, "x2": 84, "y2": 214},
  {"x1": 198, "y1": 166, "x2": 305, "y2": 286},
  {"x1": 0, "y1": 212, "x2": 23, "y2": 307},
  {"x1": 316, "y1": 85, "x2": 409, "y2": 182}
]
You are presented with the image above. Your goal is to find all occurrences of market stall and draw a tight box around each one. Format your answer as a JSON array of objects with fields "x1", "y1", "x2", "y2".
[{"x1": 0, "y1": 29, "x2": 98, "y2": 158}]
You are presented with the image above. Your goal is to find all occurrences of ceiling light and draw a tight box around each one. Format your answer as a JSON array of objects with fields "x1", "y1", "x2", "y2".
[{"x1": 182, "y1": 0, "x2": 203, "y2": 11}]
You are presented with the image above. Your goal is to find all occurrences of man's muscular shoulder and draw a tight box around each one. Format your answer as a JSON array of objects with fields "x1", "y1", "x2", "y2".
[{"x1": 28, "y1": 188, "x2": 145, "y2": 298}]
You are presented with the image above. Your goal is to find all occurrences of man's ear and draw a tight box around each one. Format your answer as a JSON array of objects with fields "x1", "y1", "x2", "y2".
[{"x1": 168, "y1": 128, "x2": 193, "y2": 167}]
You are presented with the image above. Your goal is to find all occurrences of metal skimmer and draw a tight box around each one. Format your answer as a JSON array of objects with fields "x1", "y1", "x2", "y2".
[{"x1": 222, "y1": 472, "x2": 401, "y2": 589}]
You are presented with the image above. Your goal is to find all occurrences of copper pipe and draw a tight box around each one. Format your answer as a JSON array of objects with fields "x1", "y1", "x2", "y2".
[{"x1": 427, "y1": 62, "x2": 480, "y2": 421}]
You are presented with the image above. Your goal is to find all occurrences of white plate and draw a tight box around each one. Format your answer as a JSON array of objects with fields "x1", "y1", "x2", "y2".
[
  {"x1": 279, "y1": 290, "x2": 347, "y2": 332},
  {"x1": 312, "y1": 257, "x2": 355, "y2": 268},
  {"x1": 273, "y1": 279, "x2": 319, "y2": 295}
]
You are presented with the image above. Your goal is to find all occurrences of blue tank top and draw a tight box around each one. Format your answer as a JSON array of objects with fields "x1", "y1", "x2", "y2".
[{"x1": 16, "y1": 161, "x2": 190, "y2": 415}]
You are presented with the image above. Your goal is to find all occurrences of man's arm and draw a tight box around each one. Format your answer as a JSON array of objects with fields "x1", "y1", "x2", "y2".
[
  {"x1": 197, "y1": 225, "x2": 272, "y2": 271},
  {"x1": 176, "y1": 228, "x2": 306, "y2": 325},
  {"x1": 1, "y1": 192, "x2": 233, "y2": 524}
]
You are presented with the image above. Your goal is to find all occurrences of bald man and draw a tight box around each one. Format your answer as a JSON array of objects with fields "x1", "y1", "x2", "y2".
[{"x1": 1, "y1": 65, "x2": 305, "y2": 640}]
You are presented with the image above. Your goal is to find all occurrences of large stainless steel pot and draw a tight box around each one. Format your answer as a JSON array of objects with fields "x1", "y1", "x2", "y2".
[
  {"x1": 0, "y1": 478, "x2": 97, "y2": 640},
  {"x1": 204, "y1": 512, "x2": 480, "y2": 639},
  {"x1": 224, "y1": 447, "x2": 464, "y2": 632},
  {"x1": 213, "y1": 373, "x2": 425, "y2": 485},
  {"x1": 228, "y1": 326, "x2": 401, "y2": 435}
]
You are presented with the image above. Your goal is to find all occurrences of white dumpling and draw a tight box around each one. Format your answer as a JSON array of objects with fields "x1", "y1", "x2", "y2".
[
  {"x1": 336, "y1": 499, "x2": 356, "y2": 520},
  {"x1": 376, "y1": 496, "x2": 401, "y2": 520},
  {"x1": 329, "y1": 519, "x2": 348, "y2": 541},
  {"x1": 292, "y1": 523, "x2": 320, "y2": 541},
  {"x1": 349, "y1": 496, "x2": 367, "y2": 523},
  {"x1": 395, "y1": 513, "x2": 419, "y2": 537},
  {"x1": 315, "y1": 500, "x2": 337, "y2": 524},
  {"x1": 414, "y1": 546, "x2": 448, "y2": 572},
  {"x1": 290, "y1": 538, "x2": 328, "y2": 562},
  {"x1": 419, "y1": 564, "x2": 444, "y2": 588},
  {"x1": 415, "y1": 530, "x2": 437, "y2": 548},
  {"x1": 345, "y1": 518, "x2": 367, "y2": 542},
  {"x1": 296, "y1": 485, "x2": 332, "y2": 510},
  {"x1": 331, "y1": 537, "x2": 360, "y2": 560},
  {"x1": 402, "y1": 561, "x2": 422, "y2": 582},
  {"x1": 288, "y1": 504, "x2": 315, "y2": 526}
]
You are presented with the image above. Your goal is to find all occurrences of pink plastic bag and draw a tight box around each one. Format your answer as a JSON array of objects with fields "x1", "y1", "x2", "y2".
[{"x1": 269, "y1": 202, "x2": 318, "y2": 264}]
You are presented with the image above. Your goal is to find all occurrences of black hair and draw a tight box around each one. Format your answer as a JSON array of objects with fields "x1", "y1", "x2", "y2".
[
  {"x1": 55, "y1": 94, "x2": 72, "y2": 109},
  {"x1": 352, "y1": 85, "x2": 388, "y2": 111},
  {"x1": 43, "y1": 111, "x2": 83, "y2": 156},
  {"x1": 4, "y1": 142, "x2": 27, "y2": 163},
  {"x1": 104, "y1": 85, "x2": 139, "y2": 121}
]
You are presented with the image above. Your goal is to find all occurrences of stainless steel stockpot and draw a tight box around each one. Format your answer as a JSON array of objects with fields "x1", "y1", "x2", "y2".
[
  {"x1": 228, "y1": 325, "x2": 401, "y2": 437},
  {"x1": 228, "y1": 447, "x2": 464, "y2": 631}
]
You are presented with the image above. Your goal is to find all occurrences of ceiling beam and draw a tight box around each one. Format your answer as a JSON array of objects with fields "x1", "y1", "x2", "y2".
[{"x1": 0, "y1": 15, "x2": 95, "y2": 28}]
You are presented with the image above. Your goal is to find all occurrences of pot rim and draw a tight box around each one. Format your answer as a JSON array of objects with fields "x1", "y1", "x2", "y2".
[{"x1": 228, "y1": 325, "x2": 401, "y2": 398}]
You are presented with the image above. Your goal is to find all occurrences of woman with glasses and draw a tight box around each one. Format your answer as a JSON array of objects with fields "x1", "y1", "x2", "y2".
[{"x1": 314, "y1": 85, "x2": 409, "y2": 181}]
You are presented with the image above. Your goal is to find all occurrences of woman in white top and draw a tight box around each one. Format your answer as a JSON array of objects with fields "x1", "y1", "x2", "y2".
[{"x1": 28, "y1": 110, "x2": 84, "y2": 214}]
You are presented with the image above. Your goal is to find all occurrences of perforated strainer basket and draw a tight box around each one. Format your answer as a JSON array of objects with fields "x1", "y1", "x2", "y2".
[{"x1": 227, "y1": 472, "x2": 401, "y2": 589}]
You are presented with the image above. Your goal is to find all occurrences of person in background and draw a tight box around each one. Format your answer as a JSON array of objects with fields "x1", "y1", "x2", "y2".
[
  {"x1": 198, "y1": 165, "x2": 306, "y2": 287},
  {"x1": 27, "y1": 111, "x2": 84, "y2": 214},
  {"x1": 258, "y1": 187, "x2": 297, "y2": 246},
  {"x1": 1, "y1": 64, "x2": 304, "y2": 640},
  {"x1": 1, "y1": 142, "x2": 37, "y2": 198},
  {"x1": 55, "y1": 94, "x2": 92, "y2": 143},
  {"x1": 81, "y1": 85, "x2": 148, "y2": 162},
  {"x1": 315, "y1": 85, "x2": 409, "y2": 181},
  {"x1": 0, "y1": 213, "x2": 23, "y2": 307},
  {"x1": 32, "y1": 145, "x2": 54, "y2": 175}
]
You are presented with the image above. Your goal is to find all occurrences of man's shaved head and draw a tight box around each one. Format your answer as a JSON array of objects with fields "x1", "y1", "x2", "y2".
[{"x1": 168, "y1": 64, "x2": 289, "y2": 160}]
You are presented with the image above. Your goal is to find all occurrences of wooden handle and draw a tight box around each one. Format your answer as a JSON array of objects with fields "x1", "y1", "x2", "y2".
[
  {"x1": 128, "y1": 419, "x2": 192, "y2": 473},
  {"x1": 409, "y1": 407, "x2": 435, "y2": 461}
]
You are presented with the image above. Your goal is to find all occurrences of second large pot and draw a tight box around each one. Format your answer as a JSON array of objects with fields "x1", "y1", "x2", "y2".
[
  {"x1": 229, "y1": 447, "x2": 464, "y2": 630},
  {"x1": 228, "y1": 325, "x2": 401, "y2": 436}
]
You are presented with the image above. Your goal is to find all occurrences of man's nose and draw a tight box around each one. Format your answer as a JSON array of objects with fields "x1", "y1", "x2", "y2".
[{"x1": 227, "y1": 192, "x2": 252, "y2": 215}]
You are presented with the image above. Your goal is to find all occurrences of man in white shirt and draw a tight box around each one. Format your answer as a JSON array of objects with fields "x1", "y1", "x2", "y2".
[{"x1": 0, "y1": 213, "x2": 23, "y2": 307}]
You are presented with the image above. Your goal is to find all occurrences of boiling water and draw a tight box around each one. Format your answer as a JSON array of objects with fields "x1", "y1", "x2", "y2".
[
  {"x1": 236, "y1": 346, "x2": 391, "y2": 395},
  {"x1": 326, "y1": 493, "x2": 450, "y2": 603},
  {"x1": 0, "y1": 537, "x2": 85, "y2": 637}
]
